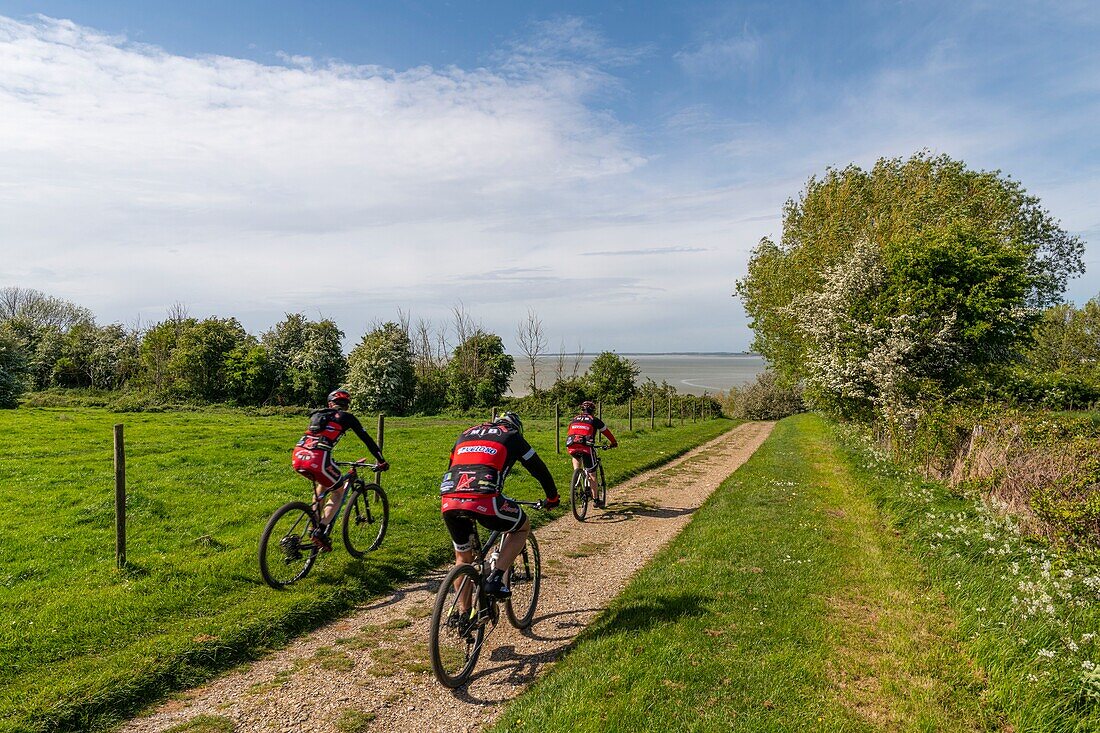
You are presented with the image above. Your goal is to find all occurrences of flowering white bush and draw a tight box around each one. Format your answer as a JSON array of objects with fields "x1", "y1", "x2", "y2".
[{"x1": 783, "y1": 240, "x2": 959, "y2": 419}]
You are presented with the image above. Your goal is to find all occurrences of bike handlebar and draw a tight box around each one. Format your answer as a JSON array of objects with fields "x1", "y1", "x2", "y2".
[
  {"x1": 508, "y1": 497, "x2": 553, "y2": 510},
  {"x1": 335, "y1": 460, "x2": 381, "y2": 470}
]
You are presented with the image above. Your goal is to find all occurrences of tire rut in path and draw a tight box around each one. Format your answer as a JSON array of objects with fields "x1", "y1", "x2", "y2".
[{"x1": 120, "y1": 421, "x2": 774, "y2": 733}]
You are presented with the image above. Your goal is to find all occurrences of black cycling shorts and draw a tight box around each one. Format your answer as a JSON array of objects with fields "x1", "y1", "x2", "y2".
[
  {"x1": 570, "y1": 450, "x2": 595, "y2": 470},
  {"x1": 441, "y1": 493, "x2": 526, "y2": 551}
]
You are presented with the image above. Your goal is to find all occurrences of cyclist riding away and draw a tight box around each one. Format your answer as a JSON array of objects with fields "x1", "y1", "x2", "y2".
[
  {"x1": 566, "y1": 400, "x2": 618, "y2": 508},
  {"x1": 440, "y1": 411, "x2": 559, "y2": 599},
  {"x1": 292, "y1": 388, "x2": 388, "y2": 551}
]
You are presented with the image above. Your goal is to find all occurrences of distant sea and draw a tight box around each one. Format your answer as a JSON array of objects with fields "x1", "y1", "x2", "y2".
[{"x1": 508, "y1": 353, "x2": 767, "y2": 397}]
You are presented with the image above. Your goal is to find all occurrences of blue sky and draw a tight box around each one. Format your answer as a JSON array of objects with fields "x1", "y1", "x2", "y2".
[{"x1": 0, "y1": 1, "x2": 1097, "y2": 352}]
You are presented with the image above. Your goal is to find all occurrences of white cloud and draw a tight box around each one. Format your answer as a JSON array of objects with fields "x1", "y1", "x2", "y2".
[
  {"x1": 674, "y1": 26, "x2": 761, "y2": 78},
  {"x1": 1, "y1": 14, "x2": 730, "y2": 346}
]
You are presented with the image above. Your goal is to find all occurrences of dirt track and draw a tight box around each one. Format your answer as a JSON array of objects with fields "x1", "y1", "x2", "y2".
[{"x1": 120, "y1": 421, "x2": 774, "y2": 733}]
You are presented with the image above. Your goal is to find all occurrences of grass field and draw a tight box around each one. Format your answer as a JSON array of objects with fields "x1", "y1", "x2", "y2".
[
  {"x1": 0, "y1": 407, "x2": 734, "y2": 733},
  {"x1": 494, "y1": 413, "x2": 1100, "y2": 733}
]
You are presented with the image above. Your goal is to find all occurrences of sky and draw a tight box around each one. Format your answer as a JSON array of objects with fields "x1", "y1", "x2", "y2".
[{"x1": 0, "y1": 1, "x2": 1097, "y2": 353}]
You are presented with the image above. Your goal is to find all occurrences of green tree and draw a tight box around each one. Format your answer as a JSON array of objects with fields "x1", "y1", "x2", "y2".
[
  {"x1": 0, "y1": 324, "x2": 29, "y2": 408},
  {"x1": 1025, "y1": 296, "x2": 1100, "y2": 380},
  {"x1": 88, "y1": 324, "x2": 141, "y2": 390},
  {"x1": 586, "y1": 351, "x2": 639, "y2": 403},
  {"x1": 224, "y1": 343, "x2": 276, "y2": 404},
  {"x1": 345, "y1": 322, "x2": 416, "y2": 415},
  {"x1": 168, "y1": 318, "x2": 252, "y2": 401},
  {"x1": 736, "y1": 153, "x2": 1084, "y2": 416},
  {"x1": 446, "y1": 331, "x2": 515, "y2": 409},
  {"x1": 262, "y1": 314, "x2": 346, "y2": 405},
  {"x1": 546, "y1": 376, "x2": 590, "y2": 408},
  {"x1": 0, "y1": 289, "x2": 94, "y2": 390},
  {"x1": 140, "y1": 317, "x2": 194, "y2": 394}
]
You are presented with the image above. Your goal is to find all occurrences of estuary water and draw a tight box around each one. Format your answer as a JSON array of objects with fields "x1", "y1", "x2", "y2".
[{"x1": 508, "y1": 353, "x2": 767, "y2": 397}]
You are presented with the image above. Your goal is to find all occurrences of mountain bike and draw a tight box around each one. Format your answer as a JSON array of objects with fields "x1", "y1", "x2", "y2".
[
  {"x1": 258, "y1": 460, "x2": 388, "y2": 589},
  {"x1": 570, "y1": 442, "x2": 612, "y2": 521},
  {"x1": 428, "y1": 497, "x2": 546, "y2": 688}
]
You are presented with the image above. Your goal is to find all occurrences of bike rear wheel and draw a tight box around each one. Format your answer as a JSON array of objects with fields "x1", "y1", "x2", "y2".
[
  {"x1": 259, "y1": 501, "x2": 320, "y2": 589},
  {"x1": 429, "y1": 564, "x2": 486, "y2": 688},
  {"x1": 505, "y1": 533, "x2": 541, "y2": 629},
  {"x1": 596, "y1": 462, "x2": 608, "y2": 508},
  {"x1": 342, "y1": 483, "x2": 389, "y2": 557},
  {"x1": 570, "y1": 468, "x2": 589, "y2": 521}
]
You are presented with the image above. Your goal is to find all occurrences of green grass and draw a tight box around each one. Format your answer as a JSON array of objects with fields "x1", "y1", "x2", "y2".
[
  {"x1": 0, "y1": 407, "x2": 733, "y2": 733},
  {"x1": 493, "y1": 414, "x2": 1001, "y2": 732}
]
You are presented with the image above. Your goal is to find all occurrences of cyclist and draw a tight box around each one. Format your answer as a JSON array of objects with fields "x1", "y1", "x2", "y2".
[
  {"x1": 565, "y1": 400, "x2": 618, "y2": 508},
  {"x1": 292, "y1": 388, "x2": 389, "y2": 551},
  {"x1": 440, "y1": 411, "x2": 559, "y2": 600}
]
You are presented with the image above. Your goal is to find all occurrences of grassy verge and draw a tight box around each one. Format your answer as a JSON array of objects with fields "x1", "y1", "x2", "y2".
[
  {"x1": 0, "y1": 407, "x2": 733, "y2": 733},
  {"x1": 494, "y1": 414, "x2": 1002, "y2": 732},
  {"x1": 832, "y1": 421, "x2": 1100, "y2": 731}
]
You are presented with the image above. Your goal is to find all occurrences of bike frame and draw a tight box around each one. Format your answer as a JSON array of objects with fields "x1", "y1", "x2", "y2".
[
  {"x1": 314, "y1": 461, "x2": 376, "y2": 528},
  {"x1": 576, "y1": 442, "x2": 611, "y2": 488},
  {"x1": 454, "y1": 496, "x2": 543, "y2": 615}
]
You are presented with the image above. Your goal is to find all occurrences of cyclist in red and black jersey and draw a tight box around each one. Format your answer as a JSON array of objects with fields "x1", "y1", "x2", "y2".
[
  {"x1": 566, "y1": 400, "x2": 617, "y2": 508},
  {"x1": 292, "y1": 389, "x2": 388, "y2": 551},
  {"x1": 440, "y1": 411, "x2": 559, "y2": 598}
]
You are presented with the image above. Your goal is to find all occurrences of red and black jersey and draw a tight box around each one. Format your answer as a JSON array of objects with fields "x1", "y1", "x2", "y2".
[
  {"x1": 296, "y1": 408, "x2": 384, "y2": 460},
  {"x1": 440, "y1": 422, "x2": 556, "y2": 498},
  {"x1": 566, "y1": 414, "x2": 617, "y2": 449}
]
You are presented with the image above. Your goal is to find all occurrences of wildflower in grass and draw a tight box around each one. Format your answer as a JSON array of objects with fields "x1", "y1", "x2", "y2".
[
  {"x1": 1038, "y1": 648, "x2": 1055, "y2": 659},
  {"x1": 1083, "y1": 660, "x2": 1095, "y2": 670},
  {"x1": 1082, "y1": 633, "x2": 1095, "y2": 643}
]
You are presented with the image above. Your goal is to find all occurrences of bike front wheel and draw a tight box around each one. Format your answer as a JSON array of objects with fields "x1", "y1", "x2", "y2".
[
  {"x1": 570, "y1": 468, "x2": 589, "y2": 521},
  {"x1": 259, "y1": 501, "x2": 320, "y2": 589},
  {"x1": 342, "y1": 483, "x2": 389, "y2": 557},
  {"x1": 429, "y1": 564, "x2": 486, "y2": 688},
  {"x1": 505, "y1": 533, "x2": 541, "y2": 629}
]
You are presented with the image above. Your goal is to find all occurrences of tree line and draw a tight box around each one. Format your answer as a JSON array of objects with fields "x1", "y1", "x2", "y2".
[{"x1": 0, "y1": 292, "x2": 658, "y2": 413}]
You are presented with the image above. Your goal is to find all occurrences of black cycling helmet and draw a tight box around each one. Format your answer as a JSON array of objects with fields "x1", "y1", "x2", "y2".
[
  {"x1": 493, "y1": 410, "x2": 523, "y2": 434},
  {"x1": 327, "y1": 389, "x2": 351, "y2": 408},
  {"x1": 580, "y1": 400, "x2": 596, "y2": 415}
]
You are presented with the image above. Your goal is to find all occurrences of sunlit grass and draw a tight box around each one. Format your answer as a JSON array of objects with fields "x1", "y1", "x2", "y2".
[
  {"x1": 0, "y1": 407, "x2": 733, "y2": 733},
  {"x1": 494, "y1": 414, "x2": 1002, "y2": 732}
]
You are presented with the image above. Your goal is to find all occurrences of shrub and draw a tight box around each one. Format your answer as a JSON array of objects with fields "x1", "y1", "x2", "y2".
[{"x1": 723, "y1": 370, "x2": 803, "y2": 420}]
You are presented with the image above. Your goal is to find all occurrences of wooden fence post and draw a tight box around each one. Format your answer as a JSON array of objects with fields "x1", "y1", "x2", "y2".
[
  {"x1": 628, "y1": 400, "x2": 633, "y2": 432},
  {"x1": 650, "y1": 398, "x2": 655, "y2": 430},
  {"x1": 598, "y1": 401, "x2": 603, "y2": 420},
  {"x1": 555, "y1": 404, "x2": 561, "y2": 454},
  {"x1": 375, "y1": 414, "x2": 385, "y2": 485},
  {"x1": 114, "y1": 424, "x2": 126, "y2": 570},
  {"x1": 667, "y1": 396, "x2": 673, "y2": 427}
]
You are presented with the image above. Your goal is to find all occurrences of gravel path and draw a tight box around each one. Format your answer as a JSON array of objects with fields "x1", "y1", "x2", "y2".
[{"x1": 120, "y1": 421, "x2": 774, "y2": 733}]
